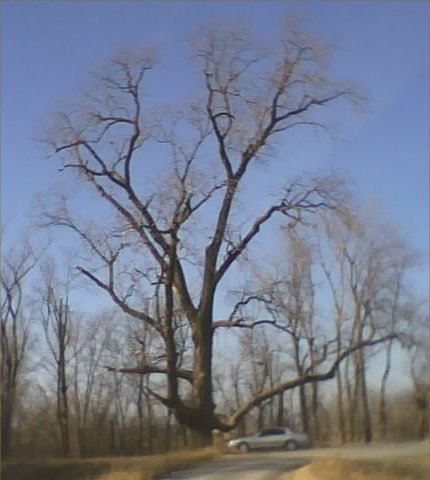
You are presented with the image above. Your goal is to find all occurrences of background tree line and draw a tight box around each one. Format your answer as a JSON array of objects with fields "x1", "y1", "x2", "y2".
[{"x1": 1, "y1": 205, "x2": 428, "y2": 458}]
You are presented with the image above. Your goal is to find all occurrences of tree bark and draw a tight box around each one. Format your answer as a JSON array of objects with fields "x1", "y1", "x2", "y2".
[
  {"x1": 356, "y1": 348, "x2": 372, "y2": 443},
  {"x1": 299, "y1": 384, "x2": 309, "y2": 434},
  {"x1": 344, "y1": 354, "x2": 356, "y2": 442},
  {"x1": 137, "y1": 377, "x2": 145, "y2": 454},
  {"x1": 336, "y1": 369, "x2": 347, "y2": 444},
  {"x1": 164, "y1": 408, "x2": 172, "y2": 452},
  {"x1": 1, "y1": 395, "x2": 14, "y2": 458},
  {"x1": 180, "y1": 306, "x2": 215, "y2": 446},
  {"x1": 109, "y1": 419, "x2": 116, "y2": 454},
  {"x1": 58, "y1": 350, "x2": 71, "y2": 457},
  {"x1": 311, "y1": 381, "x2": 320, "y2": 441},
  {"x1": 77, "y1": 427, "x2": 86, "y2": 458},
  {"x1": 180, "y1": 424, "x2": 188, "y2": 448},
  {"x1": 145, "y1": 385, "x2": 154, "y2": 454},
  {"x1": 257, "y1": 404, "x2": 264, "y2": 430},
  {"x1": 277, "y1": 392, "x2": 284, "y2": 426},
  {"x1": 379, "y1": 339, "x2": 393, "y2": 440}
]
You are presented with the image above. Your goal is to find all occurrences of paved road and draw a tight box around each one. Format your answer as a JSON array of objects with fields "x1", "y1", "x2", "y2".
[
  {"x1": 160, "y1": 441, "x2": 429, "y2": 480},
  {"x1": 159, "y1": 453, "x2": 308, "y2": 480}
]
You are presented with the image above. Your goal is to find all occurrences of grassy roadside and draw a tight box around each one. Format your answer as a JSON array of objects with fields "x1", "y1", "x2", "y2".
[
  {"x1": 280, "y1": 456, "x2": 430, "y2": 480},
  {"x1": 1, "y1": 447, "x2": 219, "y2": 480}
]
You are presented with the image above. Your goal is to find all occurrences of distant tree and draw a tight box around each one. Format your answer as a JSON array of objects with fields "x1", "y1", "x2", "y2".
[
  {"x1": 40, "y1": 259, "x2": 73, "y2": 457},
  {"x1": 378, "y1": 247, "x2": 417, "y2": 440},
  {"x1": 409, "y1": 311, "x2": 429, "y2": 439},
  {"x1": 71, "y1": 312, "x2": 115, "y2": 457},
  {"x1": 318, "y1": 209, "x2": 418, "y2": 443},
  {"x1": 1, "y1": 241, "x2": 38, "y2": 457}
]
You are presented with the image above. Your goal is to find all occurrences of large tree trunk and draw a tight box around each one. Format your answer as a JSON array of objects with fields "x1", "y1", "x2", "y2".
[
  {"x1": 181, "y1": 308, "x2": 215, "y2": 446},
  {"x1": 238, "y1": 418, "x2": 246, "y2": 436},
  {"x1": 190, "y1": 429, "x2": 213, "y2": 448}
]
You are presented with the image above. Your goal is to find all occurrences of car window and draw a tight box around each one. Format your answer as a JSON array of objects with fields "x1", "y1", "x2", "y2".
[
  {"x1": 260, "y1": 428, "x2": 285, "y2": 436},
  {"x1": 270, "y1": 428, "x2": 286, "y2": 435}
]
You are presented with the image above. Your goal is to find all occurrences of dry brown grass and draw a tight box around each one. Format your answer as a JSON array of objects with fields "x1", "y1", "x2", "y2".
[
  {"x1": 2, "y1": 447, "x2": 219, "y2": 480},
  {"x1": 97, "y1": 448, "x2": 219, "y2": 480},
  {"x1": 280, "y1": 456, "x2": 430, "y2": 480}
]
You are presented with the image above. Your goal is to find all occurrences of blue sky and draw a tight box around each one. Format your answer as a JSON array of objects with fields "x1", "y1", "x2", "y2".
[
  {"x1": 1, "y1": 2, "x2": 428, "y2": 387},
  {"x1": 2, "y1": 1, "x2": 428, "y2": 256}
]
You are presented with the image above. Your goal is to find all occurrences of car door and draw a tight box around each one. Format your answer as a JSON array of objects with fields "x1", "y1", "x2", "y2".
[
  {"x1": 268, "y1": 428, "x2": 286, "y2": 448},
  {"x1": 257, "y1": 428, "x2": 285, "y2": 449},
  {"x1": 256, "y1": 429, "x2": 275, "y2": 449}
]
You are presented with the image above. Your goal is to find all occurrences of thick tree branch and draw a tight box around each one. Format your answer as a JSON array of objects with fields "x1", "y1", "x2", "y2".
[
  {"x1": 105, "y1": 364, "x2": 193, "y2": 384},
  {"x1": 212, "y1": 318, "x2": 276, "y2": 331},
  {"x1": 76, "y1": 266, "x2": 160, "y2": 332},
  {"x1": 227, "y1": 334, "x2": 397, "y2": 427},
  {"x1": 216, "y1": 180, "x2": 336, "y2": 282}
]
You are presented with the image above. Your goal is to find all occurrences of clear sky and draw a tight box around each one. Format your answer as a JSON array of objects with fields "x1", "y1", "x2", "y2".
[
  {"x1": 1, "y1": 0, "x2": 429, "y2": 380},
  {"x1": 2, "y1": 0, "x2": 428, "y2": 258}
]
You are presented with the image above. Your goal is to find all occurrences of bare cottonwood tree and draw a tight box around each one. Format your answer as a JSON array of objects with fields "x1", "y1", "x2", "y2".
[
  {"x1": 318, "y1": 208, "x2": 418, "y2": 443},
  {"x1": 238, "y1": 327, "x2": 283, "y2": 430},
  {"x1": 41, "y1": 23, "x2": 400, "y2": 444},
  {"x1": 1, "y1": 242, "x2": 38, "y2": 457},
  {"x1": 281, "y1": 232, "x2": 319, "y2": 438},
  {"x1": 71, "y1": 312, "x2": 116, "y2": 456},
  {"x1": 316, "y1": 221, "x2": 349, "y2": 444},
  {"x1": 378, "y1": 244, "x2": 417, "y2": 440},
  {"x1": 227, "y1": 231, "x2": 334, "y2": 441},
  {"x1": 40, "y1": 260, "x2": 73, "y2": 456},
  {"x1": 409, "y1": 310, "x2": 429, "y2": 439}
]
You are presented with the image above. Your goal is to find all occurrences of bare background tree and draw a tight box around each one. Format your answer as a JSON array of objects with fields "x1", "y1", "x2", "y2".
[
  {"x1": 39, "y1": 259, "x2": 74, "y2": 457},
  {"x1": 1, "y1": 242, "x2": 38, "y2": 458},
  {"x1": 1, "y1": 212, "x2": 427, "y2": 458}
]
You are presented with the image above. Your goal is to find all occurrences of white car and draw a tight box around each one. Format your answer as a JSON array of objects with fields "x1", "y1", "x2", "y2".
[{"x1": 227, "y1": 427, "x2": 311, "y2": 453}]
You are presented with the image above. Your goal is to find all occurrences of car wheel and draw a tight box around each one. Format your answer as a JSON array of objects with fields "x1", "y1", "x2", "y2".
[
  {"x1": 284, "y1": 440, "x2": 298, "y2": 451},
  {"x1": 237, "y1": 442, "x2": 249, "y2": 453}
]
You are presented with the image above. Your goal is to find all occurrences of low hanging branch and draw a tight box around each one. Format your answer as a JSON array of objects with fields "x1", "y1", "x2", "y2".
[{"x1": 224, "y1": 333, "x2": 398, "y2": 428}]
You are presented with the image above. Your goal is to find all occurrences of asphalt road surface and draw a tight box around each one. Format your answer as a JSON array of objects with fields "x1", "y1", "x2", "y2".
[{"x1": 160, "y1": 441, "x2": 429, "y2": 480}]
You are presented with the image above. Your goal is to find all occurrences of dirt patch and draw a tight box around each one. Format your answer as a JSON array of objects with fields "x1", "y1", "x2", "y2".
[{"x1": 280, "y1": 456, "x2": 430, "y2": 480}]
